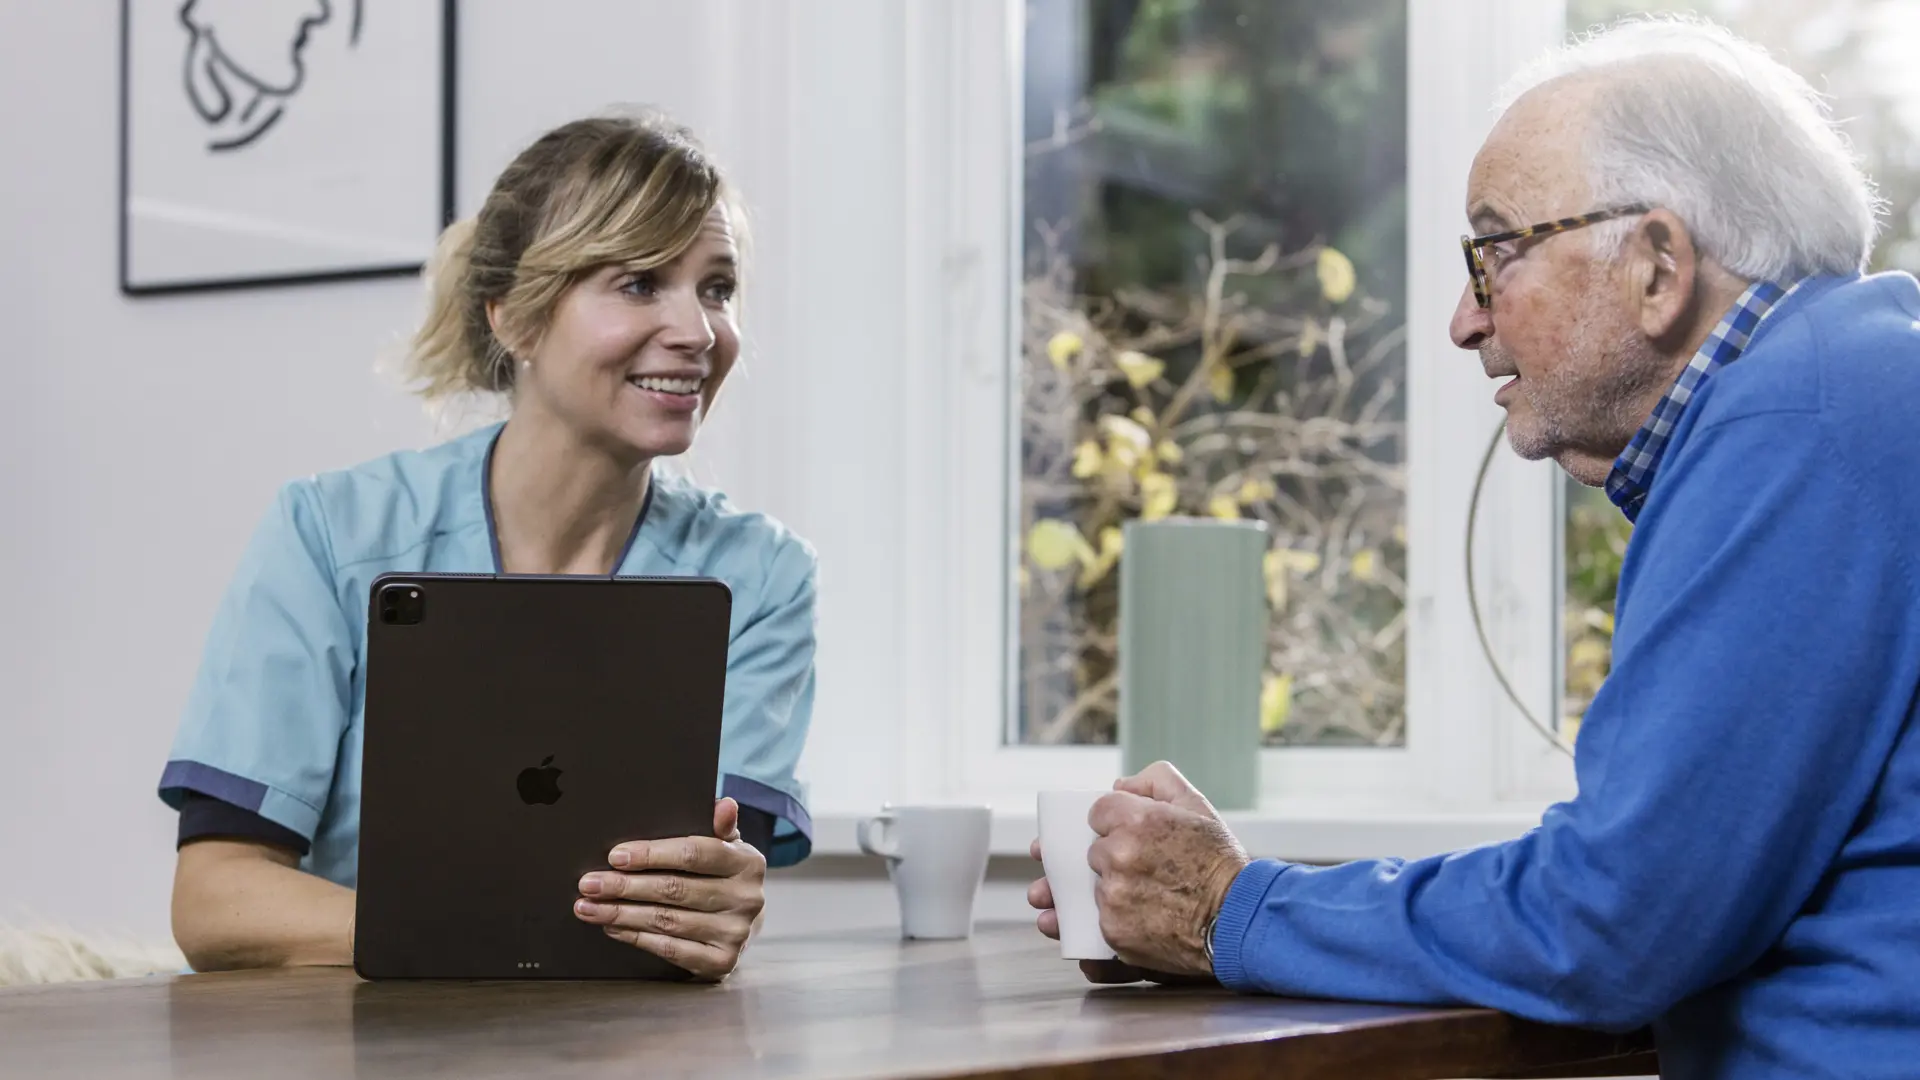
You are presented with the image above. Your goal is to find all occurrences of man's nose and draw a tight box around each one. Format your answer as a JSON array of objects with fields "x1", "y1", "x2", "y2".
[{"x1": 1450, "y1": 285, "x2": 1492, "y2": 350}]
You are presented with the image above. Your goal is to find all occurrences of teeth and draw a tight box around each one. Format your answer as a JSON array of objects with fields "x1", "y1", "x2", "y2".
[{"x1": 630, "y1": 375, "x2": 702, "y2": 395}]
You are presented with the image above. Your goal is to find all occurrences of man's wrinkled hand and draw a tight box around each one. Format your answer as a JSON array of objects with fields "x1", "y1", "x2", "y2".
[{"x1": 1025, "y1": 761, "x2": 1250, "y2": 984}]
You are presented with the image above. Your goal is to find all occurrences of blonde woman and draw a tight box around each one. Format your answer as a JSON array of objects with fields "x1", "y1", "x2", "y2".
[{"x1": 158, "y1": 112, "x2": 816, "y2": 981}]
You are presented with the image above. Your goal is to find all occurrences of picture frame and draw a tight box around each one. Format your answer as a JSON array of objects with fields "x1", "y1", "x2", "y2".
[{"x1": 118, "y1": 0, "x2": 457, "y2": 296}]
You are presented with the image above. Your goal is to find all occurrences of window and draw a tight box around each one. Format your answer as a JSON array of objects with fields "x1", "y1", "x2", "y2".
[
  {"x1": 898, "y1": 0, "x2": 1578, "y2": 826},
  {"x1": 810, "y1": 0, "x2": 1578, "y2": 849},
  {"x1": 1015, "y1": 0, "x2": 1411, "y2": 749}
]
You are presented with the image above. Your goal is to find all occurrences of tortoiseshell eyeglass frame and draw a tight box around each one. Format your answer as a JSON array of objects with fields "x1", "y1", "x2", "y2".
[{"x1": 1460, "y1": 203, "x2": 1652, "y2": 308}]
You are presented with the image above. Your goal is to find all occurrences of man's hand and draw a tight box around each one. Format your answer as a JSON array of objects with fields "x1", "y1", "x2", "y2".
[
  {"x1": 572, "y1": 797, "x2": 767, "y2": 982},
  {"x1": 1088, "y1": 761, "x2": 1250, "y2": 978},
  {"x1": 1027, "y1": 854, "x2": 1212, "y2": 985},
  {"x1": 1026, "y1": 761, "x2": 1250, "y2": 984}
]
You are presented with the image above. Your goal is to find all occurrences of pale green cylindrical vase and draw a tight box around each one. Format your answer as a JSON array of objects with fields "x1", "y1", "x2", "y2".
[{"x1": 1118, "y1": 518, "x2": 1268, "y2": 811}]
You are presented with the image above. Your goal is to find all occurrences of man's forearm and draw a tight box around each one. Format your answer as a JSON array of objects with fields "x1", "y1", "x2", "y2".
[{"x1": 171, "y1": 841, "x2": 356, "y2": 972}]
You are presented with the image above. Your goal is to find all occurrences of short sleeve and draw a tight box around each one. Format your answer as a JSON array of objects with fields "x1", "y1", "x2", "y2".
[
  {"x1": 158, "y1": 481, "x2": 354, "y2": 843},
  {"x1": 715, "y1": 537, "x2": 818, "y2": 868}
]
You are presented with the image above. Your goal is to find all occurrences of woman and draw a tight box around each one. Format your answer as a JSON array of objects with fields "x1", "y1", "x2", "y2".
[{"x1": 158, "y1": 111, "x2": 817, "y2": 981}]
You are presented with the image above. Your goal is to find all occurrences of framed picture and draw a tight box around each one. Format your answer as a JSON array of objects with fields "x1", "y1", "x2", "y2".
[{"x1": 118, "y1": 0, "x2": 457, "y2": 295}]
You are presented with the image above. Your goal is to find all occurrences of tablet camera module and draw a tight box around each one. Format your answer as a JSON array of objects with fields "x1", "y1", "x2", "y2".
[{"x1": 379, "y1": 583, "x2": 427, "y2": 626}]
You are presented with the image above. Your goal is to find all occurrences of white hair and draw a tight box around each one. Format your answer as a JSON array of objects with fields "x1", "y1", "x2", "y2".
[{"x1": 1496, "y1": 15, "x2": 1881, "y2": 281}]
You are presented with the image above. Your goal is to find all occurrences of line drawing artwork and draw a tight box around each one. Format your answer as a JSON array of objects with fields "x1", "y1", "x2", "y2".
[{"x1": 178, "y1": 0, "x2": 364, "y2": 152}]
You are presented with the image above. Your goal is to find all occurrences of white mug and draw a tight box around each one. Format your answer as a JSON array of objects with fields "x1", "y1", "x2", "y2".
[
  {"x1": 1037, "y1": 790, "x2": 1118, "y2": 960},
  {"x1": 856, "y1": 804, "x2": 992, "y2": 940}
]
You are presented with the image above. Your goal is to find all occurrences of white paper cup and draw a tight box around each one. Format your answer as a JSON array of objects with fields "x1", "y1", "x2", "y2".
[{"x1": 1037, "y1": 790, "x2": 1117, "y2": 960}]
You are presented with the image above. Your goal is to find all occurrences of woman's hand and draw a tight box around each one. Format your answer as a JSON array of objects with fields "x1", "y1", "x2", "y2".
[{"x1": 572, "y1": 797, "x2": 768, "y2": 981}]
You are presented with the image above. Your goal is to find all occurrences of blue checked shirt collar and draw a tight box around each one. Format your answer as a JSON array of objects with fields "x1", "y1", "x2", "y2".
[{"x1": 1605, "y1": 278, "x2": 1801, "y2": 520}]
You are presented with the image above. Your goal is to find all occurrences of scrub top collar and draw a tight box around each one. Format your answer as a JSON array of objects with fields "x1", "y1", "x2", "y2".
[{"x1": 478, "y1": 424, "x2": 655, "y2": 577}]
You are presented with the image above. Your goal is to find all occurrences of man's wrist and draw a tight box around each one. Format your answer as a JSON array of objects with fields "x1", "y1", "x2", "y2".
[{"x1": 1200, "y1": 853, "x2": 1250, "y2": 974}]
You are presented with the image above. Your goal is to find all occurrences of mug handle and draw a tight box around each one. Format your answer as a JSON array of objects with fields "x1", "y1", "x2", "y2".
[{"x1": 856, "y1": 812, "x2": 900, "y2": 859}]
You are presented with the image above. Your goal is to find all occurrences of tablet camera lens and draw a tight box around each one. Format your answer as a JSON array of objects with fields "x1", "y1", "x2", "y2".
[{"x1": 379, "y1": 584, "x2": 426, "y2": 625}]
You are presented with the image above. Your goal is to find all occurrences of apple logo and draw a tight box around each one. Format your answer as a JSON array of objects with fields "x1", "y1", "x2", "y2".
[{"x1": 516, "y1": 756, "x2": 563, "y2": 805}]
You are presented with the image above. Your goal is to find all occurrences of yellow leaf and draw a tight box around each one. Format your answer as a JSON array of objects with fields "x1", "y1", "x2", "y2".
[
  {"x1": 1100, "y1": 414, "x2": 1152, "y2": 454},
  {"x1": 1350, "y1": 548, "x2": 1378, "y2": 582},
  {"x1": 1156, "y1": 440, "x2": 1184, "y2": 464},
  {"x1": 1130, "y1": 406, "x2": 1157, "y2": 428},
  {"x1": 1077, "y1": 556, "x2": 1116, "y2": 590},
  {"x1": 1298, "y1": 319, "x2": 1320, "y2": 357},
  {"x1": 1563, "y1": 715, "x2": 1584, "y2": 745},
  {"x1": 1076, "y1": 528, "x2": 1126, "y2": 591},
  {"x1": 1263, "y1": 550, "x2": 1288, "y2": 610},
  {"x1": 1208, "y1": 495, "x2": 1240, "y2": 521},
  {"x1": 1071, "y1": 440, "x2": 1104, "y2": 479},
  {"x1": 1114, "y1": 350, "x2": 1165, "y2": 389},
  {"x1": 1261, "y1": 673, "x2": 1294, "y2": 734},
  {"x1": 1392, "y1": 524, "x2": 1408, "y2": 546},
  {"x1": 1236, "y1": 477, "x2": 1276, "y2": 504},
  {"x1": 1317, "y1": 247, "x2": 1356, "y2": 304},
  {"x1": 1046, "y1": 331, "x2": 1083, "y2": 371},
  {"x1": 1279, "y1": 548, "x2": 1322, "y2": 574},
  {"x1": 1101, "y1": 415, "x2": 1151, "y2": 473},
  {"x1": 1208, "y1": 362, "x2": 1234, "y2": 402},
  {"x1": 1140, "y1": 472, "x2": 1177, "y2": 521},
  {"x1": 1027, "y1": 519, "x2": 1093, "y2": 571}
]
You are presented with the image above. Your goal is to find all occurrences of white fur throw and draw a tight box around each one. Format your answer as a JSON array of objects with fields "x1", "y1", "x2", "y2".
[{"x1": 0, "y1": 924, "x2": 186, "y2": 986}]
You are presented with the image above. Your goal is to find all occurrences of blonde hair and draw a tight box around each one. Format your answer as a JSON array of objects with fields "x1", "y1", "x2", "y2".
[{"x1": 406, "y1": 109, "x2": 740, "y2": 401}]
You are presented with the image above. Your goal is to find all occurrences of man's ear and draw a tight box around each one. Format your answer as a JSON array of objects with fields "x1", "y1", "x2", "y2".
[{"x1": 1626, "y1": 209, "x2": 1698, "y2": 345}]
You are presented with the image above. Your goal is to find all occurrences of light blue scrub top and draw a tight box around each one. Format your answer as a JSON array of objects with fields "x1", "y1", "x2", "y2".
[{"x1": 158, "y1": 423, "x2": 818, "y2": 876}]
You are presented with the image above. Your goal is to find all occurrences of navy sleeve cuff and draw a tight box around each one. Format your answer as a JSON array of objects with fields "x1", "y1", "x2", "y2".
[
  {"x1": 737, "y1": 805, "x2": 777, "y2": 860},
  {"x1": 1212, "y1": 858, "x2": 1289, "y2": 990},
  {"x1": 721, "y1": 774, "x2": 813, "y2": 868},
  {"x1": 176, "y1": 791, "x2": 311, "y2": 856}
]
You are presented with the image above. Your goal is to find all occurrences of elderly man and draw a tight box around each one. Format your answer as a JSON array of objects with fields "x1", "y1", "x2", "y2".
[{"x1": 1030, "y1": 17, "x2": 1920, "y2": 1079}]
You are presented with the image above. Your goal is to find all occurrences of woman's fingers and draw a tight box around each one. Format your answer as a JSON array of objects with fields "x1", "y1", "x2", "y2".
[
  {"x1": 713, "y1": 797, "x2": 742, "y2": 843},
  {"x1": 574, "y1": 899, "x2": 748, "y2": 946},
  {"x1": 601, "y1": 926, "x2": 741, "y2": 981},
  {"x1": 579, "y1": 871, "x2": 741, "y2": 912},
  {"x1": 610, "y1": 834, "x2": 760, "y2": 878}
]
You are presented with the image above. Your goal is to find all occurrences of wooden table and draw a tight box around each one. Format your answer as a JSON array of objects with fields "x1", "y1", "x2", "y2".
[{"x1": 0, "y1": 923, "x2": 1654, "y2": 1079}]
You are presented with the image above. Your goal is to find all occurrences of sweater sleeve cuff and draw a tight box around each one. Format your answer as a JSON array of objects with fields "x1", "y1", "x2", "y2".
[{"x1": 1212, "y1": 858, "x2": 1288, "y2": 990}]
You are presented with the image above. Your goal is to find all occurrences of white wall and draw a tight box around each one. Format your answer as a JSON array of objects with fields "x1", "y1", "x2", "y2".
[{"x1": 0, "y1": 0, "x2": 937, "y2": 941}]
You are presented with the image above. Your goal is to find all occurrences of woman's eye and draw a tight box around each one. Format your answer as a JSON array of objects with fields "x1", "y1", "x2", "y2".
[
  {"x1": 703, "y1": 278, "x2": 737, "y2": 304},
  {"x1": 619, "y1": 272, "x2": 658, "y2": 298},
  {"x1": 1483, "y1": 242, "x2": 1513, "y2": 268}
]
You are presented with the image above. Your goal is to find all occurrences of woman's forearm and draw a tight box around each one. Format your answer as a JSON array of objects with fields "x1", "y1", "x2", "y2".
[{"x1": 171, "y1": 840, "x2": 356, "y2": 971}]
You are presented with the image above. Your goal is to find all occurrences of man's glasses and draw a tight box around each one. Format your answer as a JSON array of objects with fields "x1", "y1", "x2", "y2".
[{"x1": 1460, "y1": 203, "x2": 1651, "y2": 308}]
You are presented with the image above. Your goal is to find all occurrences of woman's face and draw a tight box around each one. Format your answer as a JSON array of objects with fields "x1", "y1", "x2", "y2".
[{"x1": 518, "y1": 203, "x2": 741, "y2": 463}]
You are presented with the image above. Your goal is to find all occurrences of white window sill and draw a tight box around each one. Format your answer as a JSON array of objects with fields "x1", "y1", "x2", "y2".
[{"x1": 808, "y1": 804, "x2": 1549, "y2": 864}]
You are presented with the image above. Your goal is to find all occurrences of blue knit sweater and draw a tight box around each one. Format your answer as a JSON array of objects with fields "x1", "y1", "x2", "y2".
[{"x1": 1213, "y1": 272, "x2": 1920, "y2": 1079}]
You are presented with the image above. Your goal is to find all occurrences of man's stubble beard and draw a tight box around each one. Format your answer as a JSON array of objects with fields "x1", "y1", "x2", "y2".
[{"x1": 1495, "y1": 308, "x2": 1672, "y2": 468}]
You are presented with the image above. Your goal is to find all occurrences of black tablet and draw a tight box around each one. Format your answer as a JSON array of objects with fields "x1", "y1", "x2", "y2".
[{"x1": 353, "y1": 573, "x2": 731, "y2": 980}]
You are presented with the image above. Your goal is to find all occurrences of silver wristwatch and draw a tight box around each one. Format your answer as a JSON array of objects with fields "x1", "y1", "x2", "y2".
[{"x1": 1202, "y1": 913, "x2": 1217, "y2": 966}]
